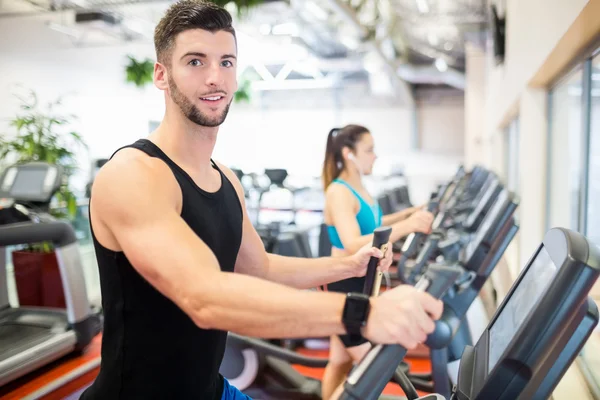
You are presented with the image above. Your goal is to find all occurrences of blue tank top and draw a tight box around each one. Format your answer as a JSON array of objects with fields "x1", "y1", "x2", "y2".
[{"x1": 327, "y1": 179, "x2": 383, "y2": 249}]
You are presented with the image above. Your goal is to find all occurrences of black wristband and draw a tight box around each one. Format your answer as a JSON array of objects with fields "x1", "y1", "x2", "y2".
[{"x1": 342, "y1": 292, "x2": 371, "y2": 336}]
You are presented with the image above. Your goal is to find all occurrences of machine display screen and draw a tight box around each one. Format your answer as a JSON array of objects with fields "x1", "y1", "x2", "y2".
[
  {"x1": 10, "y1": 168, "x2": 48, "y2": 198},
  {"x1": 462, "y1": 190, "x2": 507, "y2": 263},
  {"x1": 487, "y1": 245, "x2": 558, "y2": 372}
]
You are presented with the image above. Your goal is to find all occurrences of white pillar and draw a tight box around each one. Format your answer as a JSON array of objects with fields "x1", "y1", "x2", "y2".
[
  {"x1": 517, "y1": 88, "x2": 548, "y2": 269},
  {"x1": 464, "y1": 42, "x2": 487, "y2": 168}
]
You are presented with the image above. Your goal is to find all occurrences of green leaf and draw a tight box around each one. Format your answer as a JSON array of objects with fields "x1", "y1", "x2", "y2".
[
  {"x1": 125, "y1": 55, "x2": 155, "y2": 88},
  {"x1": 2, "y1": 88, "x2": 87, "y2": 224}
]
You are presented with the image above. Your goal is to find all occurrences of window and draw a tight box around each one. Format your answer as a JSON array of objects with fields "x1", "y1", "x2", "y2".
[
  {"x1": 546, "y1": 46, "x2": 600, "y2": 398},
  {"x1": 547, "y1": 68, "x2": 584, "y2": 231},
  {"x1": 586, "y1": 53, "x2": 600, "y2": 247}
]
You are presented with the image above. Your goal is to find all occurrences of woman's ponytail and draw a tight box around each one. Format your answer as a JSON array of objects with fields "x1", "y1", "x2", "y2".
[
  {"x1": 322, "y1": 128, "x2": 341, "y2": 190},
  {"x1": 321, "y1": 124, "x2": 369, "y2": 191}
]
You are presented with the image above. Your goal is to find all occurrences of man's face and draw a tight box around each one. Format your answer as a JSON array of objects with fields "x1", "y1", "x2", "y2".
[{"x1": 163, "y1": 28, "x2": 238, "y2": 127}]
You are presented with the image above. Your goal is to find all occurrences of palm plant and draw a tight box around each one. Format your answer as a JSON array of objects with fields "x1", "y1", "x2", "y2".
[{"x1": 0, "y1": 89, "x2": 87, "y2": 226}]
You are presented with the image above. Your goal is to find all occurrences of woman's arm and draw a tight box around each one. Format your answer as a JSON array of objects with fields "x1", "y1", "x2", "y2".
[
  {"x1": 326, "y1": 187, "x2": 432, "y2": 254},
  {"x1": 381, "y1": 206, "x2": 420, "y2": 225}
]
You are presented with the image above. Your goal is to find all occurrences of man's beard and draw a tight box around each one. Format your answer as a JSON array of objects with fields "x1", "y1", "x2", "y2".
[{"x1": 169, "y1": 78, "x2": 232, "y2": 127}]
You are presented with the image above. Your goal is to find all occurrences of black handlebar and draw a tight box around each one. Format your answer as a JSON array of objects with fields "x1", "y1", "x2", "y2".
[
  {"x1": 227, "y1": 333, "x2": 329, "y2": 368},
  {"x1": 340, "y1": 264, "x2": 462, "y2": 400},
  {"x1": 363, "y1": 226, "x2": 392, "y2": 296},
  {"x1": 397, "y1": 201, "x2": 438, "y2": 280}
]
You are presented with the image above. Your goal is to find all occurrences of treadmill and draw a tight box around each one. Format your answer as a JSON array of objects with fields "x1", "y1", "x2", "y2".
[
  {"x1": 0, "y1": 162, "x2": 101, "y2": 387},
  {"x1": 340, "y1": 227, "x2": 600, "y2": 400}
]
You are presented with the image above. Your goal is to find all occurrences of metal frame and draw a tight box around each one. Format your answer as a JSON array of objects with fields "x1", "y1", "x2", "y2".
[
  {"x1": 545, "y1": 89, "x2": 553, "y2": 232},
  {"x1": 579, "y1": 58, "x2": 593, "y2": 234},
  {"x1": 503, "y1": 125, "x2": 510, "y2": 184},
  {"x1": 502, "y1": 117, "x2": 519, "y2": 193},
  {"x1": 509, "y1": 117, "x2": 520, "y2": 195}
]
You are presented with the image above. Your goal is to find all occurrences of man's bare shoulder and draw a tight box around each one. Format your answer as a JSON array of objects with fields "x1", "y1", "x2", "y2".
[{"x1": 91, "y1": 148, "x2": 180, "y2": 211}]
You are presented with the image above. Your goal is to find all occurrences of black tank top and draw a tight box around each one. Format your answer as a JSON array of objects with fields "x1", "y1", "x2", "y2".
[{"x1": 81, "y1": 139, "x2": 243, "y2": 400}]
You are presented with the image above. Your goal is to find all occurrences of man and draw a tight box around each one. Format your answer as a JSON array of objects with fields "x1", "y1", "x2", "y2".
[{"x1": 81, "y1": 1, "x2": 443, "y2": 399}]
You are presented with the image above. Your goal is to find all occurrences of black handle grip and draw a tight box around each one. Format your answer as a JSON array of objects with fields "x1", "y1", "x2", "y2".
[
  {"x1": 341, "y1": 264, "x2": 461, "y2": 400},
  {"x1": 426, "y1": 201, "x2": 438, "y2": 213},
  {"x1": 397, "y1": 201, "x2": 438, "y2": 282},
  {"x1": 363, "y1": 226, "x2": 392, "y2": 295},
  {"x1": 396, "y1": 251, "x2": 411, "y2": 283}
]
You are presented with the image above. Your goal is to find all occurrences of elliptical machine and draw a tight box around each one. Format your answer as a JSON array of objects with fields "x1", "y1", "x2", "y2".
[
  {"x1": 219, "y1": 228, "x2": 394, "y2": 399},
  {"x1": 0, "y1": 161, "x2": 102, "y2": 387}
]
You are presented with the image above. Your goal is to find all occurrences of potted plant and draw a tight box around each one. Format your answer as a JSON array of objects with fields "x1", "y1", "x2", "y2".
[
  {"x1": 0, "y1": 89, "x2": 87, "y2": 309},
  {"x1": 125, "y1": 55, "x2": 155, "y2": 88}
]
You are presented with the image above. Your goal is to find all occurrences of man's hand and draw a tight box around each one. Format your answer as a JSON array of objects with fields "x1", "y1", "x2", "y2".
[
  {"x1": 348, "y1": 241, "x2": 393, "y2": 278},
  {"x1": 362, "y1": 285, "x2": 443, "y2": 349},
  {"x1": 407, "y1": 210, "x2": 434, "y2": 234}
]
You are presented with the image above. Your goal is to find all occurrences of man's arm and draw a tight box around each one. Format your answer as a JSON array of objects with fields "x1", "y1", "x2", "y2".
[
  {"x1": 263, "y1": 254, "x2": 354, "y2": 289},
  {"x1": 92, "y1": 154, "x2": 348, "y2": 339}
]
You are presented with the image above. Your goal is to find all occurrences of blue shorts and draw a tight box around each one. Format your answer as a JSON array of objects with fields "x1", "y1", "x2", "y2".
[{"x1": 221, "y1": 378, "x2": 253, "y2": 400}]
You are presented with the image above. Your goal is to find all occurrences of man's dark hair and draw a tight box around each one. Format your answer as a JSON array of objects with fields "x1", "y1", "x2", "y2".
[{"x1": 154, "y1": 0, "x2": 236, "y2": 66}]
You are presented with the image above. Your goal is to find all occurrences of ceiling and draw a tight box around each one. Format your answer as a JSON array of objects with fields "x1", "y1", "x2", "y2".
[{"x1": 0, "y1": 0, "x2": 490, "y2": 103}]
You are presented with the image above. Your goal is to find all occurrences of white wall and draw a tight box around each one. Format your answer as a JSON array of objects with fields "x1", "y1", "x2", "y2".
[
  {"x1": 464, "y1": 43, "x2": 487, "y2": 168},
  {"x1": 473, "y1": 0, "x2": 593, "y2": 280},
  {"x1": 0, "y1": 14, "x2": 465, "y2": 200},
  {"x1": 484, "y1": 0, "x2": 589, "y2": 133},
  {"x1": 417, "y1": 88, "x2": 465, "y2": 156}
]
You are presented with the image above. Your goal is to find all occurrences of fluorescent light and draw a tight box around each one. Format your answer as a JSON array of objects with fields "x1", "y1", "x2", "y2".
[
  {"x1": 305, "y1": 1, "x2": 328, "y2": 21},
  {"x1": 339, "y1": 36, "x2": 359, "y2": 50},
  {"x1": 427, "y1": 32, "x2": 438, "y2": 46},
  {"x1": 252, "y1": 79, "x2": 334, "y2": 91},
  {"x1": 416, "y1": 0, "x2": 429, "y2": 13},
  {"x1": 47, "y1": 22, "x2": 80, "y2": 38},
  {"x1": 122, "y1": 19, "x2": 147, "y2": 35},
  {"x1": 271, "y1": 23, "x2": 299, "y2": 36},
  {"x1": 435, "y1": 58, "x2": 448, "y2": 72},
  {"x1": 259, "y1": 24, "x2": 271, "y2": 35}
]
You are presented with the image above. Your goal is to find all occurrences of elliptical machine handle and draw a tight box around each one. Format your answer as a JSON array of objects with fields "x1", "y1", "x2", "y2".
[
  {"x1": 340, "y1": 264, "x2": 461, "y2": 400},
  {"x1": 406, "y1": 232, "x2": 443, "y2": 284},
  {"x1": 362, "y1": 226, "x2": 392, "y2": 297},
  {"x1": 397, "y1": 201, "x2": 438, "y2": 282}
]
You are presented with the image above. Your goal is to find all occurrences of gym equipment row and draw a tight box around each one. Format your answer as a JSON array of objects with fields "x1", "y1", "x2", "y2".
[
  {"x1": 217, "y1": 165, "x2": 526, "y2": 399},
  {"x1": 342, "y1": 226, "x2": 599, "y2": 400},
  {"x1": 347, "y1": 166, "x2": 597, "y2": 400}
]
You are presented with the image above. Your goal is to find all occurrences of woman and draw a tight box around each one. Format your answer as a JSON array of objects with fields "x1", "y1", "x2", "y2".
[{"x1": 321, "y1": 124, "x2": 434, "y2": 400}]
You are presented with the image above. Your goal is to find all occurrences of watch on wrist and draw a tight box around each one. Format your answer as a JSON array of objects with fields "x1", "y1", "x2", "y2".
[{"x1": 342, "y1": 292, "x2": 371, "y2": 335}]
